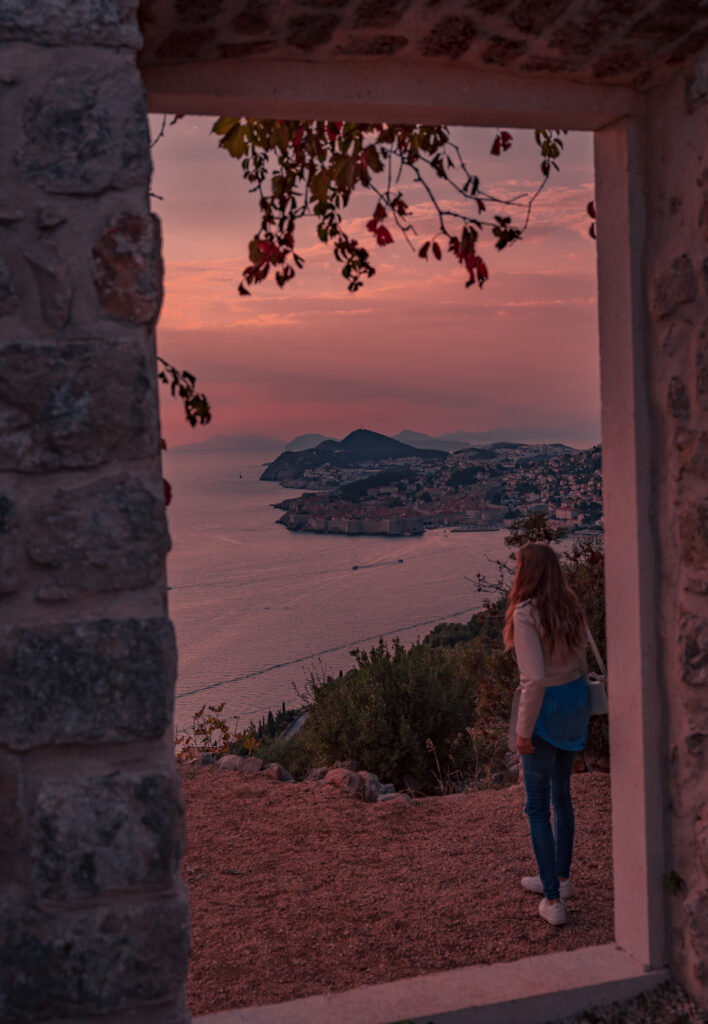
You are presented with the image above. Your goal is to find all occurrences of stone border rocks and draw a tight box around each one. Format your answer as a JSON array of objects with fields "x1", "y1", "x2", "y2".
[{"x1": 190, "y1": 753, "x2": 413, "y2": 805}]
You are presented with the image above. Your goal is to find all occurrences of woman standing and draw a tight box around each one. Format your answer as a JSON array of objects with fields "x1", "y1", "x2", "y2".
[{"x1": 504, "y1": 542, "x2": 590, "y2": 926}]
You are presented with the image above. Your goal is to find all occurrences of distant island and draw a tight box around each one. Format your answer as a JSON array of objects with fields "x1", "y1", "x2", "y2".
[{"x1": 260, "y1": 429, "x2": 602, "y2": 538}]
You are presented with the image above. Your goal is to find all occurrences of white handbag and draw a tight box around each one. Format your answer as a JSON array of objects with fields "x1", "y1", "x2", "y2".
[{"x1": 585, "y1": 627, "x2": 609, "y2": 716}]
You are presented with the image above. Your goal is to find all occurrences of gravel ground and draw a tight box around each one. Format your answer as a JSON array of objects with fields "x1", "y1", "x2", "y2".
[{"x1": 180, "y1": 767, "x2": 615, "y2": 1016}]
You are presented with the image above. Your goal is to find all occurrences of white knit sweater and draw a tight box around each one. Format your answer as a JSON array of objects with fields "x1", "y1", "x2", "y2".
[{"x1": 513, "y1": 600, "x2": 588, "y2": 740}]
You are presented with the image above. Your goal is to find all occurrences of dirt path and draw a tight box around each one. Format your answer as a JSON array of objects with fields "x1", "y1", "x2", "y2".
[{"x1": 180, "y1": 767, "x2": 613, "y2": 1016}]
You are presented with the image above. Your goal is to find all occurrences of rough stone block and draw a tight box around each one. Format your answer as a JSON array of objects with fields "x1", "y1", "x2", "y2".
[
  {"x1": 0, "y1": 753, "x2": 23, "y2": 851},
  {"x1": 353, "y1": 0, "x2": 411, "y2": 29},
  {"x1": 0, "y1": 255, "x2": 20, "y2": 316},
  {"x1": 32, "y1": 771, "x2": 184, "y2": 900},
  {"x1": 649, "y1": 255, "x2": 698, "y2": 319},
  {"x1": 685, "y1": 46, "x2": 708, "y2": 114},
  {"x1": 154, "y1": 25, "x2": 216, "y2": 60},
  {"x1": 697, "y1": 807, "x2": 708, "y2": 875},
  {"x1": 482, "y1": 35, "x2": 528, "y2": 64},
  {"x1": 0, "y1": 207, "x2": 24, "y2": 225},
  {"x1": 510, "y1": 0, "x2": 567, "y2": 35},
  {"x1": 285, "y1": 13, "x2": 339, "y2": 50},
  {"x1": 0, "y1": 617, "x2": 176, "y2": 750},
  {"x1": 686, "y1": 891, "x2": 708, "y2": 944},
  {"x1": 0, "y1": 492, "x2": 20, "y2": 594},
  {"x1": 0, "y1": 0, "x2": 141, "y2": 47},
  {"x1": 668, "y1": 376, "x2": 691, "y2": 421},
  {"x1": 324, "y1": 766, "x2": 365, "y2": 797},
  {"x1": 679, "y1": 610, "x2": 708, "y2": 687},
  {"x1": 700, "y1": 198, "x2": 708, "y2": 244},
  {"x1": 0, "y1": 895, "x2": 189, "y2": 1021},
  {"x1": 264, "y1": 762, "x2": 295, "y2": 782},
  {"x1": 92, "y1": 212, "x2": 162, "y2": 324},
  {"x1": 219, "y1": 754, "x2": 245, "y2": 770},
  {"x1": 27, "y1": 474, "x2": 169, "y2": 594},
  {"x1": 420, "y1": 15, "x2": 476, "y2": 57},
  {"x1": 676, "y1": 430, "x2": 708, "y2": 479},
  {"x1": 696, "y1": 320, "x2": 708, "y2": 411},
  {"x1": 240, "y1": 755, "x2": 263, "y2": 774},
  {"x1": 23, "y1": 241, "x2": 72, "y2": 328},
  {"x1": 357, "y1": 770, "x2": 381, "y2": 802},
  {"x1": 0, "y1": 338, "x2": 159, "y2": 471},
  {"x1": 17, "y1": 62, "x2": 150, "y2": 195},
  {"x1": 679, "y1": 500, "x2": 708, "y2": 569},
  {"x1": 36, "y1": 206, "x2": 66, "y2": 230}
]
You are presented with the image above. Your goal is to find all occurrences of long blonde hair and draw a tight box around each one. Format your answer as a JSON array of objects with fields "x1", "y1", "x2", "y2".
[{"x1": 503, "y1": 543, "x2": 586, "y2": 658}]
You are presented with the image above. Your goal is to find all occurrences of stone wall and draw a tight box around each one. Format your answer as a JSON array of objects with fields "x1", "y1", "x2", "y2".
[
  {"x1": 644, "y1": 46, "x2": 708, "y2": 1003},
  {"x1": 0, "y1": 3, "x2": 190, "y2": 1021},
  {"x1": 1, "y1": 0, "x2": 707, "y2": 1017}
]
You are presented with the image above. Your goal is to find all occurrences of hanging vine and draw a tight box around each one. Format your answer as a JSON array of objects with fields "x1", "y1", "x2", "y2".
[{"x1": 211, "y1": 118, "x2": 568, "y2": 293}]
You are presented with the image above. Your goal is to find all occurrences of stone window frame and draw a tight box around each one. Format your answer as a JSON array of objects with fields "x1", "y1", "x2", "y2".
[{"x1": 143, "y1": 64, "x2": 667, "y2": 1021}]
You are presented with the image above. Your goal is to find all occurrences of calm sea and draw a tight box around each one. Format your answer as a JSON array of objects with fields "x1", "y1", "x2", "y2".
[{"x1": 164, "y1": 448, "x2": 512, "y2": 731}]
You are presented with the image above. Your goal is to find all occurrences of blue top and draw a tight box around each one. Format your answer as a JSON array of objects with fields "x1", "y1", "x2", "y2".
[{"x1": 533, "y1": 675, "x2": 589, "y2": 752}]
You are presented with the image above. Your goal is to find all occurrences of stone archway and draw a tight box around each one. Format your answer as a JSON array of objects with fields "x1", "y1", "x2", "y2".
[{"x1": 1, "y1": 2, "x2": 706, "y2": 1020}]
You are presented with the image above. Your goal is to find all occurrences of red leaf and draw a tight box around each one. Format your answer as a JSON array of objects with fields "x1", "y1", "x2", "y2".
[
  {"x1": 589, "y1": 222, "x2": 597, "y2": 239},
  {"x1": 587, "y1": 200, "x2": 596, "y2": 219},
  {"x1": 476, "y1": 198, "x2": 486, "y2": 214},
  {"x1": 500, "y1": 131, "x2": 513, "y2": 150},
  {"x1": 491, "y1": 135, "x2": 501, "y2": 156},
  {"x1": 432, "y1": 242, "x2": 441, "y2": 260},
  {"x1": 477, "y1": 259, "x2": 488, "y2": 282},
  {"x1": 366, "y1": 218, "x2": 379, "y2": 233},
  {"x1": 163, "y1": 478, "x2": 172, "y2": 506},
  {"x1": 418, "y1": 241, "x2": 430, "y2": 259},
  {"x1": 376, "y1": 226, "x2": 393, "y2": 246},
  {"x1": 373, "y1": 202, "x2": 386, "y2": 222},
  {"x1": 238, "y1": 282, "x2": 251, "y2": 296}
]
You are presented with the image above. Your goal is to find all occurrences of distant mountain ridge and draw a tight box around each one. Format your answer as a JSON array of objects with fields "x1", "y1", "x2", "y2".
[
  {"x1": 261, "y1": 428, "x2": 447, "y2": 485},
  {"x1": 285, "y1": 433, "x2": 334, "y2": 451},
  {"x1": 172, "y1": 428, "x2": 586, "y2": 455},
  {"x1": 171, "y1": 433, "x2": 284, "y2": 452}
]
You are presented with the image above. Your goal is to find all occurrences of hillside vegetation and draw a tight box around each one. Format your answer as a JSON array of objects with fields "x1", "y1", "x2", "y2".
[{"x1": 239, "y1": 514, "x2": 608, "y2": 793}]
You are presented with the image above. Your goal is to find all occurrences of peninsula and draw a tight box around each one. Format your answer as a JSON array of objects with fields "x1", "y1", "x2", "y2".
[{"x1": 261, "y1": 430, "x2": 603, "y2": 538}]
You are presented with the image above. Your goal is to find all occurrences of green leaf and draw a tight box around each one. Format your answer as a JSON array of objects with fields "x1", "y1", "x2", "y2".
[
  {"x1": 364, "y1": 146, "x2": 383, "y2": 173},
  {"x1": 310, "y1": 171, "x2": 330, "y2": 203},
  {"x1": 224, "y1": 125, "x2": 247, "y2": 158},
  {"x1": 212, "y1": 116, "x2": 239, "y2": 136}
]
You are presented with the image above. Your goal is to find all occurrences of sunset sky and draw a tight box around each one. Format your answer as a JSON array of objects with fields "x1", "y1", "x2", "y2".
[{"x1": 150, "y1": 117, "x2": 600, "y2": 449}]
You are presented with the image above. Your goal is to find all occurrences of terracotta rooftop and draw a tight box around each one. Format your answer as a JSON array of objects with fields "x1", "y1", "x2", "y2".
[{"x1": 138, "y1": 0, "x2": 708, "y2": 90}]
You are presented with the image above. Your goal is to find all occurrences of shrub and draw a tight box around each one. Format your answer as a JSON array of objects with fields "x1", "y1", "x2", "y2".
[
  {"x1": 255, "y1": 731, "x2": 315, "y2": 778},
  {"x1": 300, "y1": 638, "x2": 477, "y2": 792}
]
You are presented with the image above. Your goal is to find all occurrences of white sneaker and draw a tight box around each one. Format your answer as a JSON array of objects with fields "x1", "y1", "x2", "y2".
[
  {"x1": 521, "y1": 875, "x2": 573, "y2": 899},
  {"x1": 539, "y1": 897, "x2": 567, "y2": 926}
]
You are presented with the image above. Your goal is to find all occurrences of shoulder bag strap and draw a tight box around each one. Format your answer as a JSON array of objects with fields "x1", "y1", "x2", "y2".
[{"x1": 585, "y1": 625, "x2": 607, "y2": 678}]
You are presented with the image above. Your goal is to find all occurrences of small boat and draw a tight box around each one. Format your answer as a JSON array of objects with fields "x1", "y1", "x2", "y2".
[
  {"x1": 397, "y1": 558, "x2": 404, "y2": 563},
  {"x1": 352, "y1": 565, "x2": 359, "y2": 570}
]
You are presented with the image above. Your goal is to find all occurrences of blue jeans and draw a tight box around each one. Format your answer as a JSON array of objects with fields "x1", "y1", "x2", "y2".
[{"x1": 522, "y1": 735, "x2": 576, "y2": 901}]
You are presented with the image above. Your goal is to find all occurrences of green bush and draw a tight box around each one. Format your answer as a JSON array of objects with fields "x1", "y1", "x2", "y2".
[
  {"x1": 300, "y1": 638, "x2": 477, "y2": 792},
  {"x1": 255, "y1": 731, "x2": 316, "y2": 778},
  {"x1": 211, "y1": 514, "x2": 609, "y2": 790}
]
